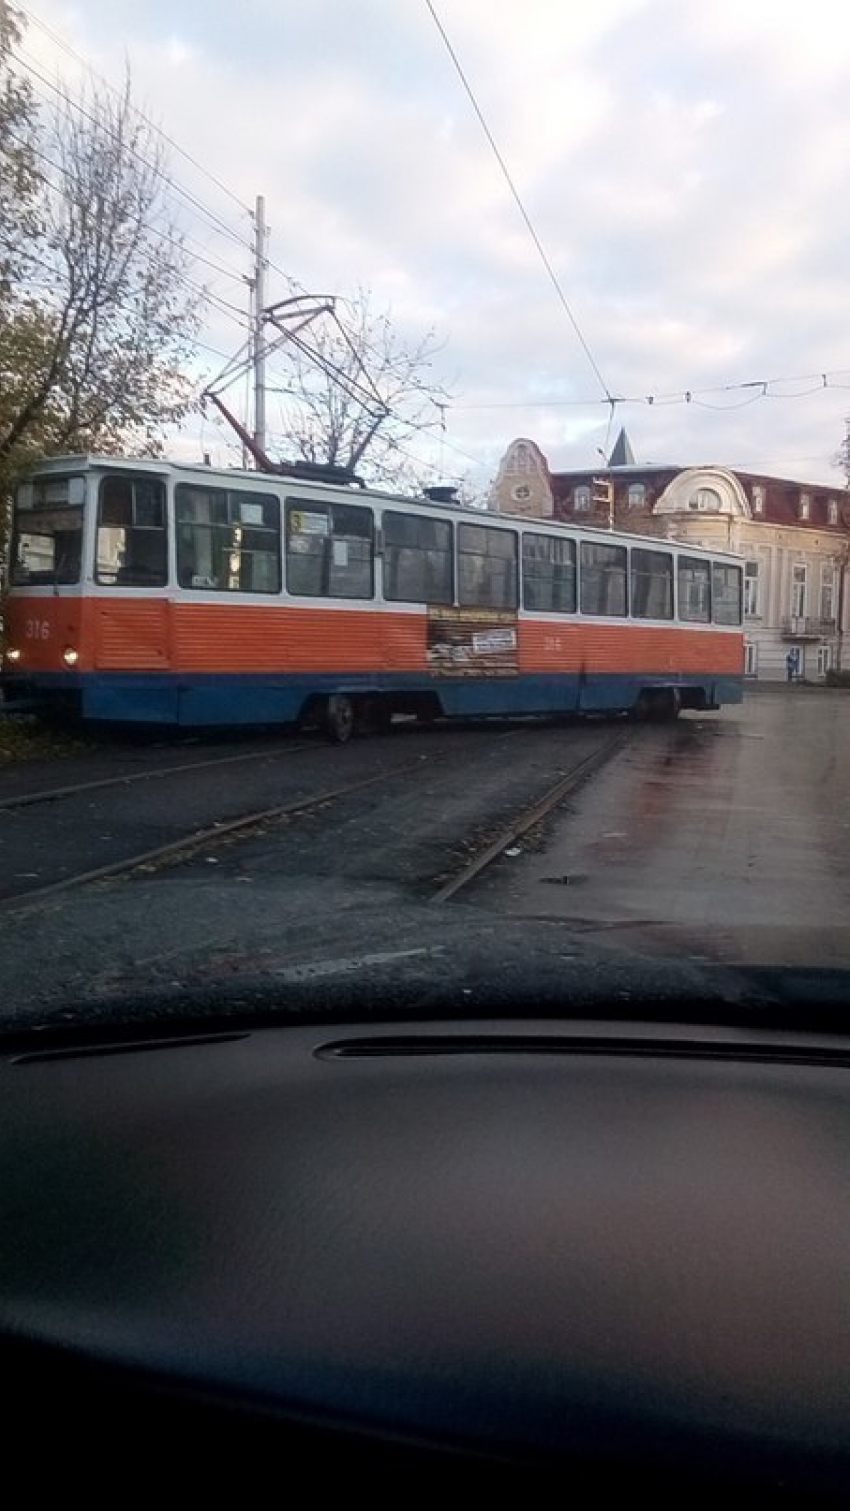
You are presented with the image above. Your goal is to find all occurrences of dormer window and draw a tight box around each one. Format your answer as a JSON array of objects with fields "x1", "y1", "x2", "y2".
[
  {"x1": 752, "y1": 485, "x2": 765, "y2": 514},
  {"x1": 688, "y1": 488, "x2": 721, "y2": 511},
  {"x1": 799, "y1": 492, "x2": 810, "y2": 521}
]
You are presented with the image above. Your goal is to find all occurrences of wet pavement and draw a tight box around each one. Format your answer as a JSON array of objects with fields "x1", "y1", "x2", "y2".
[
  {"x1": 466, "y1": 687, "x2": 850, "y2": 970},
  {"x1": 1, "y1": 691, "x2": 848, "y2": 1028},
  {"x1": 0, "y1": 719, "x2": 615, "y2": 901}
]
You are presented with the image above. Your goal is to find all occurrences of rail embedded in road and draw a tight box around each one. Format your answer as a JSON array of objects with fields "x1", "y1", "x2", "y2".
[
  {"x1": 0, "y1": 720, "x2": 633, "y2": 915},
  {"x1": 430, "y1": 730, "x2": 629, "y2": 903}
]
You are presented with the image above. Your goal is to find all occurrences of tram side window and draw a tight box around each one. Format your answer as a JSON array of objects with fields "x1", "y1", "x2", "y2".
[
  {"x1": 522, "y1": 533, "x2": 576, "y2": 613},
  {"x1": 458, "y1": 524, "x2": 518, "y2": 609},
  {"x1": 630, "y1": 548, "x2": 673, "y2": 620},
  {"x1": 382, "y1": 511, "x2": 453, "y2": 603},
  {"x1": 176, "y1": 486, "x2": 280, "y2": 593},
  {"x1": 678, "y1": 557, "x2": 711, "y2": 622},
  {"x1": 579, "y1": 541, "x2": 628, "y2": 616},
  {"x1": 286, "y1": 502, "x2": 373, "y2": 599},
  {"x1": 712, "y1": 563, "x2": 743, "y2": 625},
  {"x1": 96, "y1": 476, "x2": 167, "y2": 587}
]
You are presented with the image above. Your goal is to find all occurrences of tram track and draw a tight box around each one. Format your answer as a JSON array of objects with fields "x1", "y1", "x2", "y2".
[
  {"x1": 0, "y1": 722, "x2": 520, "y2": 909},
  {"x1": 0, "y1": 750, "x2": 442, "y2": 912},
  {"x1": 430, "y1": 730, "x2": 629, "y2": 902},
  {"x1": 0, "y1": 739, "x2": 316, "y2": 812},
  {"x1": 0, "y1": 722, "x2": 629, "y2": 916},
  {"x1": 0, "y1": 714, "x2": 535, "y2": 813}
]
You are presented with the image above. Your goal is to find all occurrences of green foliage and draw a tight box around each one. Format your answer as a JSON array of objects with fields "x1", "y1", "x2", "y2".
[
  {"x1": 0, "y1": 713, "x2": 95, "y2": 765},
  {"x1": 0, "y1": 2, "x2": 201, "y2": 552},
  {"x1": 0, "y1": 2, "x2": 40, "y2": 283}
]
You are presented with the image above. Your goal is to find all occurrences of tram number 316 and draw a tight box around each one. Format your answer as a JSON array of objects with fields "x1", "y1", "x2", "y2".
[{"x1": 25, "y1": 619, "x2": 51, "y2": 640}]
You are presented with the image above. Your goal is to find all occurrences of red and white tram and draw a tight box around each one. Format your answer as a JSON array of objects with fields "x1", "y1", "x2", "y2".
[{"x1": 1, "y1": 455, "x2": 744, "y2": 738}]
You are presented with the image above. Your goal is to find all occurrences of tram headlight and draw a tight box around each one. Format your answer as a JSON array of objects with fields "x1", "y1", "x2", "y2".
[
  {"x1": 62, "y1": 647, "x2": 79, "y2": 667},
  {"x1": 4, "y1": 647, "x2": 21, "y2": 664}
]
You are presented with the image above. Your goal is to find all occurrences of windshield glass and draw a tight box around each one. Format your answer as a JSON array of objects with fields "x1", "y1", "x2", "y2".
[
  {"x1": 10, "y1": 478, "x2": 84, "y2": 586},
  {"x1": 2, "y1": 10, "x2": 849, "y2": 1492},
  {"x1": 95, "y1": 475, "x2": 168, "y2": 587},
  {"x1": 0, "y1": 5, "x2": 848, "y2": 1042}
]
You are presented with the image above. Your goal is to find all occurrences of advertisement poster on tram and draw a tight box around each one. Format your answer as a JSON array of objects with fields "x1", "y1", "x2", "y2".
[{"x1": 426, "y1": 605, "x2": 519, "y2": 677}]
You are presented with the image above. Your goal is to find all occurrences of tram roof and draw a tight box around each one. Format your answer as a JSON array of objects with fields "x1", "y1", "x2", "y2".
[{"x1": 19, "y1": 453, "x2": 744, "y2": 560}]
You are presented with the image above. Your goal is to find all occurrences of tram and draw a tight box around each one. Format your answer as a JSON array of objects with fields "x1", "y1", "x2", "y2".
[{"x1": 1, "y1": 454, "x2": 744, "y2": 738}]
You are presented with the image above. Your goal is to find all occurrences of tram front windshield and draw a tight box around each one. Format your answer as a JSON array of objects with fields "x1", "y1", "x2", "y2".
[{"x1": 10, "y1": 476, "x2": 85, "y2": 586}]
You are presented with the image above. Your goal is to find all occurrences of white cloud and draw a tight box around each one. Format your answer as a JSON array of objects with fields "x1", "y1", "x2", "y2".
[
  {"x1": 164, "y1": 37, "x2": 193, "y2": 68},
  {"x1": 13, "y1": 0, "x2": 850, "y2": 488}
]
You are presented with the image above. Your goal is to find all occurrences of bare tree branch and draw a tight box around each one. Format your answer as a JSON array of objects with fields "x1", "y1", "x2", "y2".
[
  {"x1": 268, "y1": 283, "x2": 452, "y2": 490},
  {"x1": 0, "y1": 20, "x2": 201, "y2": 484}
]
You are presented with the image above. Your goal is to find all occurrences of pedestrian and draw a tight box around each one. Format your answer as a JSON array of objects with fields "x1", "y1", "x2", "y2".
[{"x1": 786, "y1": 649, "x2": 797, "y2": 683}]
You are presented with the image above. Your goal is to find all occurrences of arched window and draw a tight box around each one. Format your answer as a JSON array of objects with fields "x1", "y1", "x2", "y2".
[
  {"x1": 688, "y1": 488, "x2": 721, "y2": 512},
  {"x1": 574, "y1": 485, "x2": 591, "y2": 512}
]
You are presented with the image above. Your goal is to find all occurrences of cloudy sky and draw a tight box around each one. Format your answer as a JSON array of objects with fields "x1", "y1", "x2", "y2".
[{"x1": 13, "y1": 0, "x2": 850, "y2": 493}]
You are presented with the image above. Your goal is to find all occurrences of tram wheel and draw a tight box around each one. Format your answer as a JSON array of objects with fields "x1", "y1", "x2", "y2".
[
  {"x1": 326, "y1": 694, "x2": 356, "y2": 744},
  {"x1": 656, "y1": 688, "x2": 682, "y2": 722},
  {"x1": 631, "y1": 688, "x2": 681, "y2": 723}
]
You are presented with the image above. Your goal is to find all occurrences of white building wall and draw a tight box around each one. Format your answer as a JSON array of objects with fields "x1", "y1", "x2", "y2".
[{"x1": 650, "y1": 472, "x2": 847, "y2": 681}]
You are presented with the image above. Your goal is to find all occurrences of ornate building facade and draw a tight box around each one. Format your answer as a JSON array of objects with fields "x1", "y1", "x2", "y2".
[{"x1": 488, "y1": 433, "x2": 850, "y2": 681}]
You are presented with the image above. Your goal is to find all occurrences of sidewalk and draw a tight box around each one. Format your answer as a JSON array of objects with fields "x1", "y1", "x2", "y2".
[{"x1": 744, "y1": 679, "x2": 849, "y2": 693}]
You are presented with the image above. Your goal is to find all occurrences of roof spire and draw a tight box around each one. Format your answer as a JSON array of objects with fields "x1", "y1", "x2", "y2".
[{"x1": 608, "y1": 427, "x2": 635, "y2": 467}]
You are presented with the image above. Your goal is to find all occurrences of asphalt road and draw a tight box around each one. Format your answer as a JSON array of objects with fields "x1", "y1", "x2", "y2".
[
  {"x1": 468, "y1": 685, "x2": 850, "y2": 971},
  {"x1": 0, "y1": 718, "x2": 616, "y2": 900},
  {"x1": 0, "y1": 716, "x2": 623, "y2": 1017},
  {"x1": 0, "y1": 689, "x2": 847, "y2": 1028}
]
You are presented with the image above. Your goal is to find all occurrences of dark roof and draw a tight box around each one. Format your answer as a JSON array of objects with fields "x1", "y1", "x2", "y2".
[
  {"x1": 750, "y1": 476, "x2": 848, "y2": 530},
  {"x1": 607, "y1": 428, "x2": 635, "y2": 467},
  {"x1": 553, "y1": 462, "x2": 677, "y2": 480},
  {"x1": 549, "y1": 462, "x2": 850, "y2": 531}
]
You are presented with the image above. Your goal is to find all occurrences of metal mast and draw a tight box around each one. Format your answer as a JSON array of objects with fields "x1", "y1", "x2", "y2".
[{"x1": 253, "y1": 194, "x2": 267, "y2": 457}]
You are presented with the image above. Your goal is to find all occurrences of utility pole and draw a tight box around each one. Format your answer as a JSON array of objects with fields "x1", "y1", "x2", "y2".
[{"x1": 253, "y1": 194, "x2": 267, "y2": 457}]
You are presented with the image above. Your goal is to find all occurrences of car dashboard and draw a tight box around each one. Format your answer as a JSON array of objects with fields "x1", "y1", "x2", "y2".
[{"x1": 1, "y1": 1015, "x2": 847, "y2": 1497}]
